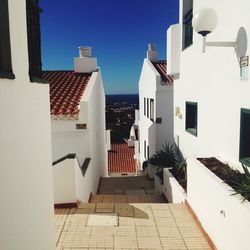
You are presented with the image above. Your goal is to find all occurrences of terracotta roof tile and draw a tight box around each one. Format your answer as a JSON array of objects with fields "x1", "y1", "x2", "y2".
[
  {"x1": 152, "y1": 60, "x2": 174, "y2": 84},
  {"x1": 108, "y1": 143, "x2": 136, "y2": 173},
  {"x1": 42, "y1": 70, "x2": 91, "y2": 119}
]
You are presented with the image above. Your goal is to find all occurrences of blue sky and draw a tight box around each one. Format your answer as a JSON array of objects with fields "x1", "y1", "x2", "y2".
[{"x1": 40, "y1": 0, "x2": 179, "y2": 94}]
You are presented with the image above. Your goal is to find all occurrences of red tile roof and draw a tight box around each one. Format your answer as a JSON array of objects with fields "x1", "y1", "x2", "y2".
[
  {"x1": 42, "y1": 71, "x2": 91, "y2": 119},
  {"x1": 152, "y1": 60, "x2": 174, "y2": 84},
  {"x1": 108, "y1": 143, "x2": 136, "y2": 173}
]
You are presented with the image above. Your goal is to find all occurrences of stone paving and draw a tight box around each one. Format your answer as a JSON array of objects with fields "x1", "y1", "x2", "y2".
[
  {"x1": 55, "y1": 203, "x2": 212, "y2": 250},
  {"x1": 98, "y1": 176, "x2": 155, "y2": 195}
]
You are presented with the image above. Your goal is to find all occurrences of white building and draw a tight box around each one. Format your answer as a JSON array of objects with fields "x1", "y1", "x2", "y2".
[
  {"x1": 167, "y1": 0, "x2": 250, "y2": 249},
  {"x1": 0, "y1": 0, "x2": 54, "y2": 249},
  {"x1": 136, "y1": 44, "x2": 174, "y2": 170},
  {"x1": 42, "y1": 47, "x2": 108, "y2": 205}
]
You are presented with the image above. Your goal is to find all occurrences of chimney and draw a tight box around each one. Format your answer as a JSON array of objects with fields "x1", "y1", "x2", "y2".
[
  {"x1": 74, "y1": 46, "x2": 97, "y2": 73},
  {"x1": 147, "y1": 43, "x2": 158, "y2": 62}
]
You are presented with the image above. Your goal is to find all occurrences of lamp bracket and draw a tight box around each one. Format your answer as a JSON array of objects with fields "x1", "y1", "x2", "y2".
[
  {"x1": 202, "y1": 27, "x2": 247, "y2": 58},
  {"x1": 202, "y1": 36, "x2": 236, "y2": 53}
]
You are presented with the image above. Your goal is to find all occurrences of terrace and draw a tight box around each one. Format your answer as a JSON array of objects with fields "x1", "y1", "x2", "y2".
[{"x1": 55, "y1": 176, "x2": 214, "y2": 250}]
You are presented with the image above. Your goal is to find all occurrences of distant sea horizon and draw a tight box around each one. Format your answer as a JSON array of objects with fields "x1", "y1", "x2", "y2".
[{"x1": 106, "y1": 94, "x2": 139, "y2": 105}]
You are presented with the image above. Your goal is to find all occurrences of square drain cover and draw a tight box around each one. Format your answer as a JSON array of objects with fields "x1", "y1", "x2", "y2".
[{"x1": 87, "y1": 213, "x2": 118, "y2": 226}]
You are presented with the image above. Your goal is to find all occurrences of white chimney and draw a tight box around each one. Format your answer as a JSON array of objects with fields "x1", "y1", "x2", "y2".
[
  {"x1": 147, "y1": 43, "x2": 158, "y2": 62},
  {"x1": 74, "y1": 46, "x2": 97, "y2": 73}
]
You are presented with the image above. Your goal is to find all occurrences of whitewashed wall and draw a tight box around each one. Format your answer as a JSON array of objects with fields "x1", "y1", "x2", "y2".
[
  {"x1": 51, "y1": 70, "x2": 107, "y2": 203},
  {"x1": 163, "y1": 168, "x2": 186, "y2": 203},
  {"x1": 156, "y1": 89, "x2": 174, "y2": 149},
  {"x1": 167, "y1": 0, "x2": 250, "y2": 249},
  {"x1": 138, "y1": 59, "x2": 174, "y2": 169},
  {"x1": 0, "y1": 1, "x2": 54, "y2": 249},
  {"x1": 138, "y1": 59, "x2": 157, "y2": 167},
  {"x1": 83, "y1": 70, "x2": 108, "y2": 178},
  {"x1": 51, "y1": 126, "x2": 89, "y2": 165},
  {"x1": 173, "y1": 0, "x2": 250, "y2": 169},
  {"x1": 187, "y1": 158, "x2": 250, "y2": 250},
  {"x1": 75, "y1": 158, "x2": 96, "y2": 202},
  {"x1": 53, "y1": 159, "x2": 76, "y2": 204}
]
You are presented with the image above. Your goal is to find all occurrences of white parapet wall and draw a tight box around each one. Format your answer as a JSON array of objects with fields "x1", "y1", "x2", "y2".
[
  {"x1": 53, "y1": 158, "x2": 77, "y2": 204},
  {"x1": 53, "y1": 156, "x2": 99, "y2": 204},
  {"x1": 163, "y1": 168, "x2": 186, "y2": 203},
  {"x1": 187, "y1": 158, "x2": 250, "y2": 250}
]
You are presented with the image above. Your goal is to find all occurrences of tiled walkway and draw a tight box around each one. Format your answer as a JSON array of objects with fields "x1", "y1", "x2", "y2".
[{"x1": 55, "y1": 203, "x2": 212, "y2": 249}]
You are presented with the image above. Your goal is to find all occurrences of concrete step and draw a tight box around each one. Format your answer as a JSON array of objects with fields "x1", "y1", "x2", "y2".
[{"x1": 89, "y1": 194, "x2": 167, "y2": 203}]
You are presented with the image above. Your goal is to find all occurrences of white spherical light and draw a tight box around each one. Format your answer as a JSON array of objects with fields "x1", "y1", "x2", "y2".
[{"x1": 192, "y1": 8, "x2": 218, "y2": 36}]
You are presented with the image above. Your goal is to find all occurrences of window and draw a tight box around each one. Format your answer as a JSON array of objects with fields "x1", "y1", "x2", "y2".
[
  {"x1": 26, "y1": 0, "x2": 45, "y2": 82},
  {"x1": 150, "y1": 99, "x2": 154, "y2": 121},
  {"x1": 147, "y1": 98, "x2": 149, "y2": 118},
  {"x1": 144, "y1": 98, "x2": 146, "y2": 116},
  {"x1": 144, "y1": 140, "x2": 146, "y2": 159},
  {"x1": 182, "y1": 0, "x2": 193, "y2": 49},
  {"x1": 0, "y1": 0, "x2": 15, "y2": 79},
  {"x1": 147, "y1": 145, "x2": 149, "y2": 160},
  {"x1": 186, "y1": 102, "x2": 197, "y2": 136},
  {"x1": 239, "y1": 108, "x2": 250, "y2": 166}
]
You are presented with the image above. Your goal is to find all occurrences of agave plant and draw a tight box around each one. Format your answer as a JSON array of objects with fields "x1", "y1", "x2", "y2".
[
  {"x1": 223, "y1": 164, "x2": 250, "y2": 202},
  {"x1": 171, "y1": 159, "x2": 187, "y2": 183},
  {"x1": 231, "y1": 164, "x2": 250, "y2": 202},
  {"x1": 148, "y1": 143, "x2": 178, "y2": 171}
]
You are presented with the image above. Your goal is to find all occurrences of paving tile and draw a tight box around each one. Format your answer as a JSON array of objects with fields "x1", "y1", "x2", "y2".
[
  {"x1": 86, "y1": 213, "x2": 118, "y2": 226},
  {"x1": 151, "y1": 203, "x2": 170, "y2": 210},
  {"x1": 135, "y1": 218, "x2": 155, "y2": 226},
  {"x1": 119, "y1": 216, "x2": 135, "y2": 226},
  {"x1": 114, "y1": 248, "x2": 138, "y2": 250},
  {"x1": 171, "y1": 210, "x2": 193, "y2": 218},
  {"x1": 136, "y1": 226, "x2": 158, "y2": 237},
  {"x1": 96, "y1": 203, "x2": 115, "y2": 209},
  {"x1": 157, "y1": 226, "x2": 182, "y2": 238},
  {"x1": 160, "y1": 237, "x2": 187, "y2": 249},
  {"x1": 75, "y1": 208, "x2": 95, "y2": 214},
  {"x1": 95, "y1": 208, "x2": 115, "y2": 213},
  {"x1": 183, "y1": 237, "x2": 211, "y2": 249},
  {"x1": 115, "y1": 204, "x2": 134, "y2": 217},
  {"x1": 78, "y1": 203, "x2": 96, "y2": 209},
  {"x1": 114, "y1": 225, "x2": 136, "y2": 236},
  {"x1": 174, "y1": 217, "x2": 197, "y2": 227},
  {"x1": 168, "y1": 204, "x2": 186, "y2": 211},
  {"x1": 91, "y1": 195, "x2": 104, "y2": 203},
  {"x1": 152, "y1": 209, "x2": 173, "y2": 218},
  {"x1": 178, "y1": 226, "x2": 203, "y2": 238},
  {"x1": 137, "y1": 236, "x2": 162, "y2": 249},
  {"x1": 88, "y1": 235, "x2": 114, "y2": 248},
  {"x1": 115, "y1": 195, "x2": 128, "y2": 203},
  {"x1": 102, "y1": 195, "x2": 116, "y2": 203},
  {"x1": 155, "y1": 217, "x2": 176, "y2": 227},
  {"x1": 133, "y1": 207, "x2": 151, "y2": 219},
  {"x1": 91, "y1": 226, "x2": 114, "y2": 236},
  {"x1": 114, "y1": 236, "x2": 138, "y2": 249}
]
